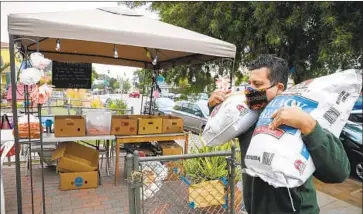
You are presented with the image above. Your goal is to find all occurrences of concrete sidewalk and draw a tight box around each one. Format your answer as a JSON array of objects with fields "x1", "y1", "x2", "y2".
[
  {"x1": 317, "y1": 191, "x2": 361, "y2": 214},
  {"x1": 3, "y1": 167, "x2": 361, "y2": 214}
]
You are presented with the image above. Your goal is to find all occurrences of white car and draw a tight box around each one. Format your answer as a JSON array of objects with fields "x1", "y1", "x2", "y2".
[{"x1": 170, "y1": 100, "x2": 209, "y2": 133}]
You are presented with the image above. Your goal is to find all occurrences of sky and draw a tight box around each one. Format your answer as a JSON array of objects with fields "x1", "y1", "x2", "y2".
[{"x1": 1, "y1": 2, "x2": 159, "y2": 80}]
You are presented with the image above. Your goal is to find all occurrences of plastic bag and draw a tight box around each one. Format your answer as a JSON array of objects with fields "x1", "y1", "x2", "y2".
[
  {"x1": 30, "y1": 52, "x2": 51, "y2": 70},
  {"x1": 202, "y1": 92, "x2": 258, "y2": 146},
  {"x1": 15, "y1": 114, "x2": 42, "y2": 139},
  {"x1": 19, "y1": 67, "x2": 42, "y2": 86},
  {"x1": 245, "y1": 69, "x2": 362, "y2": 188},
  {"x1": 0, "y1": 114, "x2": 12, "y2": 129},
  {"x1": 84, "y1": 110, "x2": 112, "y2": 135},
  {"x1": 141, "y1": 161, "x2": 168, "y2": 200},
  {"x1": 0, "y1": 114, "x2": 16, "y2": 157}
]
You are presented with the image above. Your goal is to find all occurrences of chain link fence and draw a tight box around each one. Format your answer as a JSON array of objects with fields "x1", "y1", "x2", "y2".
[{"x1": 126, "y1": 146, "x2": 247, "y2": 214}]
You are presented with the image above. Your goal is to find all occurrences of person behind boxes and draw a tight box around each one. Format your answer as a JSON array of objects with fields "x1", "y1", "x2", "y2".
[{"x1": 207, "y1": 54, "x2": 350, "y2": 214}]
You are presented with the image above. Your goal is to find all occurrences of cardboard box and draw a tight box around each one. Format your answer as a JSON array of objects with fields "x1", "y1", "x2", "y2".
[
  {"x1": 130, "y1": 115, "x2": 163, "y2": 135},
  {"x1": 161, "y1": 115, "x2": 184, "y2": 133},
  {"x1": 54, "y1": 116, "x2": 86, "y2": 137},
  {"x1": 164, "y1": 161, "x2": 184, "y2": 181},
  {"x1": 189, "y1": 180, "x2": 225, "y2": 208},
  {"x1": 52, "y1": 142, "x2": 99, "y2": 172},
  {"x1": 159, "y1": 141, "x2": 183, "y2": 156},
  {"x1": 111, "y1": 115, "x2": 138, "y2": 135},
  {"x1": 59, "y1": 171, "x2": 98, "y2": 191}
]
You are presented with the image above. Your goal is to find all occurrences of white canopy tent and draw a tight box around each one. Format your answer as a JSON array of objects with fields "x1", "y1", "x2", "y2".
[
  {"x1": 8, "y1": 7, "x2": 236, "y2": 69},
  {"x1": 7, "y1": 7, "x2": 236, "y2": 214}
]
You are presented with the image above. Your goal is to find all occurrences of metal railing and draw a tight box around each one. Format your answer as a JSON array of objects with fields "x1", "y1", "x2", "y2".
[
  {"x1": 1, "y1": 98, "x2": 134, "y2": 116},
  {"x1": 126, "y1": 145, "x2": 247, "y2": 214}
]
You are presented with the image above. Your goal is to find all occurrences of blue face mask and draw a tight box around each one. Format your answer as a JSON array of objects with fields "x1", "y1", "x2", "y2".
[{"x1": 244, "y1": 85, "x2": 275, "y2": 110}]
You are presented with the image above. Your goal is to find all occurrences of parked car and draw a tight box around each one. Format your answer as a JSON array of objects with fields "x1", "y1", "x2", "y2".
[
  {"x1": 197, "y1": 93, "x2": 209, "y2": 101},
  {"x1": 129, "y1": 91, "x2": 140, "y2": 98},
  {"x1": 348, "y1": 109, "x2": 362, "y2": 124},
  {"x1": 352, "y1": 95, "x2": 362, "y2": 110},
  {"x1": 175, "y1": 94, "x2": 182, "y2": 99},
  {"x1": 143, "y1": 97, "x2": 175, "y2": 115},
  {"x1": 170, "y1": 100, "x2": 209, "y2": 133},
  {"x1": 340, "y1": 119, "x2": 363, "y2": 180}
]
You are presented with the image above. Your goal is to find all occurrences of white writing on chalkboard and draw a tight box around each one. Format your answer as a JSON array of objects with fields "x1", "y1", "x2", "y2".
[{"x1": 52, "y1": 61, "x2": 92, "y2": 89}]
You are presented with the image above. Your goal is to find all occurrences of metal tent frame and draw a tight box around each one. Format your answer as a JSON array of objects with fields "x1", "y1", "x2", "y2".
[{"x1": 8, "y1": 8, "x2": 236, "y2": 214}]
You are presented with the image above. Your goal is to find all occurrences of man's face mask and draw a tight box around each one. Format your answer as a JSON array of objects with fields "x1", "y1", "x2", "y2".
[{"x1": 244, "y1": 84, "x2": 275, "y2": 110}]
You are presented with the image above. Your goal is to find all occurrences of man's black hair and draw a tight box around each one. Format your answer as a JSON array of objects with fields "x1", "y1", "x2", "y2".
[{"x1": 247, "y1": 55, "x2": 289, "y2": 89}]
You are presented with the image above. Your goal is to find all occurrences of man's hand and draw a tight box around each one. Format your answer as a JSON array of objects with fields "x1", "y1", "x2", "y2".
[
  {"x1": 208, "y1": 89, "x2": 232, "y2": 107},
  {"x1": 269, "y1": 106, "x2": 317, "y2": 135}
]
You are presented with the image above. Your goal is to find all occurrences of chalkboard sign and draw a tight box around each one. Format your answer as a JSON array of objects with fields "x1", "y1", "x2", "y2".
[{"x1": 52, "y1": 61, "x2": 92, "y2": 89}]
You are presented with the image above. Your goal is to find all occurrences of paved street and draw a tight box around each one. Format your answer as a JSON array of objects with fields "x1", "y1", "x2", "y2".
[{"x1": 98, "y1": 94, "x2": 146, "y2": 115}]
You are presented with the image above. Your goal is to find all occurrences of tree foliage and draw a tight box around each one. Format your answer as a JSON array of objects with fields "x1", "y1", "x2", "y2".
[
  {"x1": 0, "y1": 63, "x2": 10, "y2": 73},
  {"x1": 123, "y1": 2, "x2": 363, "y2": 83},
  {"x1": 91, "y1": 67, "x2": 99, "y2": 83},
  {"x1": 122, "y1": 79, "x2": 132, "y2": 93},
  {"x1": 133, "y1": 65, "x2": 219, "y2": 96},
  {"x1": 133, "y1": 69, "x2": 152, "y2": 95}
]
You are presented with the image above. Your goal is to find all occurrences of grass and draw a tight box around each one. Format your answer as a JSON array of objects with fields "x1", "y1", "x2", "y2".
[{"x1": 41, "y1": 107, "x2": 77, "y2": 116}]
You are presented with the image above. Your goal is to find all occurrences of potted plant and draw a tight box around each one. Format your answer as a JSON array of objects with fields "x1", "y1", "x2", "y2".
[{"x1": 182, "y1": 137, "x2": 242, "y2": 210}]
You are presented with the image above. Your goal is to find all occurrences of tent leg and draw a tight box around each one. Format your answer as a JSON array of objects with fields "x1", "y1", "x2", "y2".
[
  {"x1": 9, "y1": 34, "x2": 23, "y2": 214},
  {"x1": 140, "y1": 68, "x2": 147, "y2": 114},
  {"x1": 149, "y1": 78, "x2": 154, "y2": 115},
  {"x1": 230, "y1": 59, "x2": 236, "y2": 89}
]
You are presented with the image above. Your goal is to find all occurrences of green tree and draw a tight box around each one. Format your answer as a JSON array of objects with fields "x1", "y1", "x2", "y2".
[
  {"x1": 133, "y1": 68, "x2": 153, "y2": 95},
  {"x1": 122, "y1": 79, "x2": 132, "y2": 93},
  {"x1": 113, "y1": 81, "x2": 120, "y2": 89},
  {"x1": 109, "y1": 78, "x2": 118, "y2": 90},
  {"x1": 91, "y1": 67, "x2": 99, "y2": 83},
  {"x1": 133, "y1": 65, "x2": 219, "y2": 98},
  {"x1": 108, "y1": 99, "x2": 128, "y2": 114},
  {"x1": 163, "y1": 65, "x2": 217, "y2": 95},
  {"x1": 0, "y1": 63, "x2": 10, "y2": 73},
  {"x1": 123, "y1": 2, "x2": 363, "y2": 84}
]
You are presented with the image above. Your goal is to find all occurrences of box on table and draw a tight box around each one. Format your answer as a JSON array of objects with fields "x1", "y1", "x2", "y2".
[
  {"x1": 111, "y1": 115, "x2": 138, "y2": 135},
  {"x1": 51, "y1": 142, "x2": 99, "y2": 172},
  {"x1": 59, "y1": 171, "x2": 98, "y2": 191},
  {"x1": 160, "y1": 115, "x2": 184, "y2": 133},
  {"x1": 54, "y1": 116, "x2": 86, "y2": 137},
  {"x1": 129, "y1": 115, "x2": 163, "y2": 135},
  {"x1": 164, "y1": 161, "x2": 184, "y2": 181},
  {"x1": 84, "y1": 110, "x2": 112, "y2": 135},
  {"x1": 159, "y1": 141, "x2": 183, "y2": 156}
]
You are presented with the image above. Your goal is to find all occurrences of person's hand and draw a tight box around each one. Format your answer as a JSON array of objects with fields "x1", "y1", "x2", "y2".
[
  {"x1": 208, "y1": 89, "x2": 232, "y2": 107},
  {"x1": 269, "y1": 106, "x2": 317, "y2": 135}
]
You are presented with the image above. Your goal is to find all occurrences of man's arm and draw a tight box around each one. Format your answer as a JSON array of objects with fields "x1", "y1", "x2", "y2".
[
  {"x1": 302, "y1": 122, "x2": 350, "y2": 183},
  {"x1": 208, "y1": 89, "x2": 231, "y2": 114},
  {"x1": 208, "y1": 104, "x2": 216, "y2": 115}
]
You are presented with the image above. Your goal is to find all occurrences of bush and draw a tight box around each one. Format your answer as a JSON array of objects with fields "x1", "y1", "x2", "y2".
[
  {"x1": 184, "y1": 136, "x2": 241, "y2": 184},
  {"x1": 107, "y1": 99, "x2": 128, "y2": 115}
]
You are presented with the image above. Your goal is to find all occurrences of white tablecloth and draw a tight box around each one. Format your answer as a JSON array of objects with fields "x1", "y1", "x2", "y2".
[
  {"x1": 42, "y1": 134, "x2": 115, "y2": 143},
  {"x1": 1, "y1": 130, "x2": 115, "y2": 144},
  {"x1": 1, "y1": 130, "x2": 14, "y2": 144}
]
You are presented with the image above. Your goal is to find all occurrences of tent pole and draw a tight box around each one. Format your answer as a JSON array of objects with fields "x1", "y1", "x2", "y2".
[
  {"x1": 148, "y1": 68, "x2": 156, "y2": 115},
  {"x1": 230, "y1": 58, "x2": 236, "y2": 89},
  {"x1": 36, "y1": 36, "x2": 47, "y2": 214},
  {"x1": 9, "y1": 34, "x2": 23, "y2": 214},
  {"x1": 140, "y1": 65, "x2": 147, "y2": 114}
]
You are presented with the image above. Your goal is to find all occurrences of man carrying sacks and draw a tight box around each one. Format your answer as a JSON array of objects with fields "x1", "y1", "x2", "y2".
[{"x1": 208, "y1": 55, "x2": 352, "y2": 214}]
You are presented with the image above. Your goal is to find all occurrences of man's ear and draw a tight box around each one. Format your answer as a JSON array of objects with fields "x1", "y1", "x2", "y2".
[{"x1": 277, "y1": 83, "x2": 285, "y2": 94}]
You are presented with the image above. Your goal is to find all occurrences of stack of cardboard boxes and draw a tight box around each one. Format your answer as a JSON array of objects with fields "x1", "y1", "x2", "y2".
[
  {"x1": 111, "y1": 115, "x2": 184, "y2": 135},
  {"x1": 50, "y1": 114, "x2": 185, "y2": 190},
  {"x1": 52, "y1": 116, "x2": 99, "y2": 191}
]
